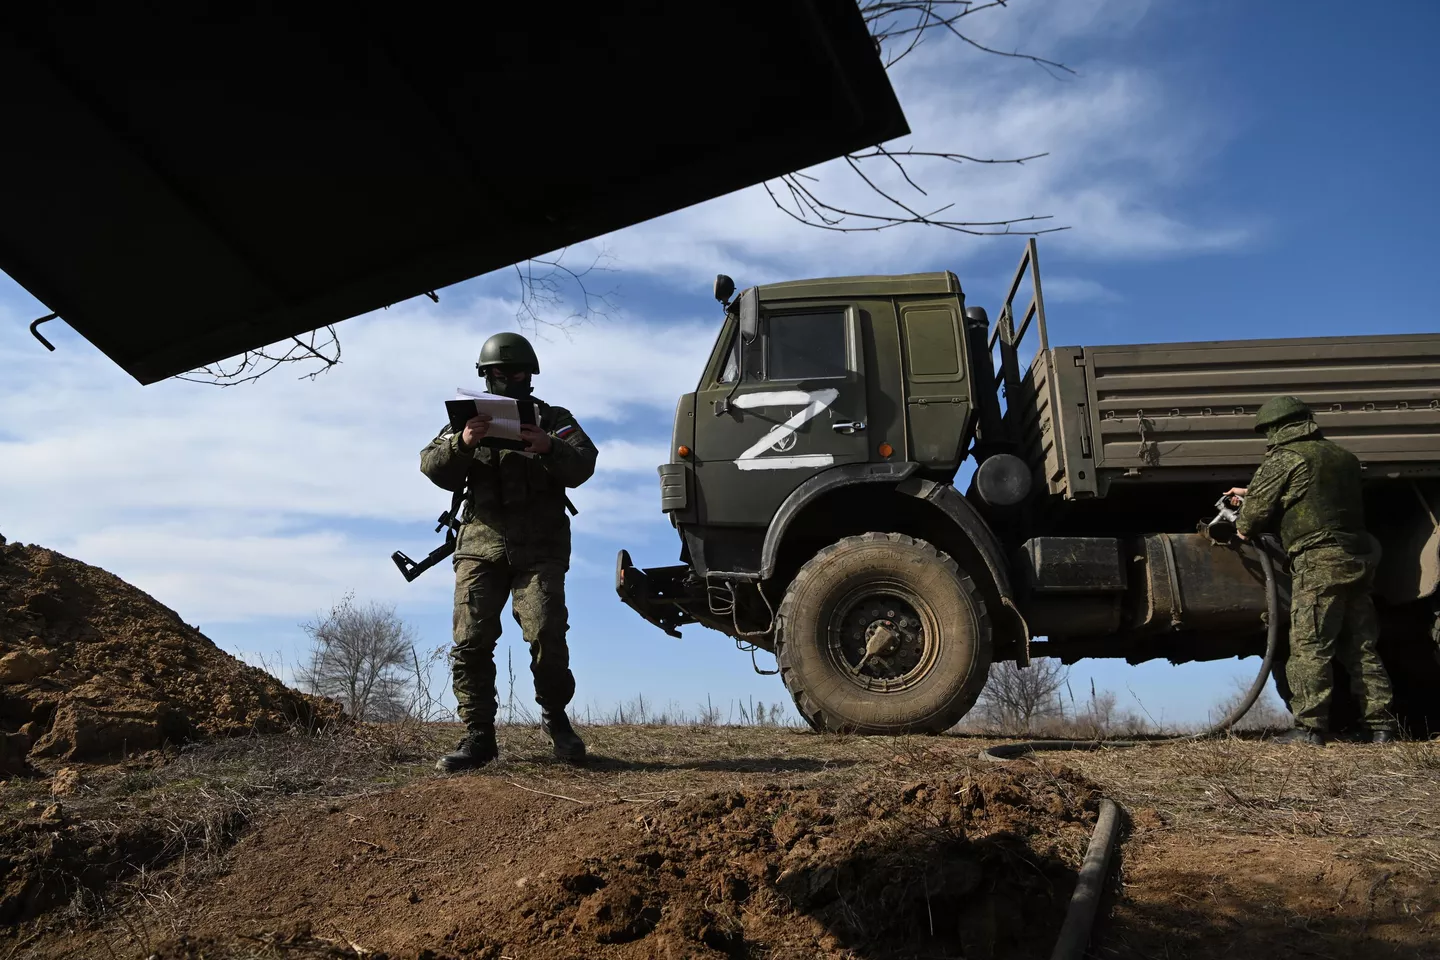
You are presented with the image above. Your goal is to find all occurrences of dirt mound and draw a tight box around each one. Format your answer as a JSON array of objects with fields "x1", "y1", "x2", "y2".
[
  {"x1": 0, "y1": 536, "x2": 343, "y2": 772},
  {"x1": 133, "y1": 761, "x2": 1099, "y2": 959},
  {"x1": 512, "y1": 769, "x2": 1099, "y2": 958}
]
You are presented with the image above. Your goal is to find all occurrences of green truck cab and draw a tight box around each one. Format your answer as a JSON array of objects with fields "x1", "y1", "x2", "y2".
[{"x1": 617, "y1": 241, "x2": 1440, "y2": 736}]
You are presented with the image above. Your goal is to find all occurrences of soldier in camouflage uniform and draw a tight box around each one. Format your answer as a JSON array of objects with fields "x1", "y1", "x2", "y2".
[
  {"x1": 421, "y1": 332, "x2": 598, "y2": 772},
  {"x1": 1232, "y1": 396, "x2": 1396, "y2": 745}
]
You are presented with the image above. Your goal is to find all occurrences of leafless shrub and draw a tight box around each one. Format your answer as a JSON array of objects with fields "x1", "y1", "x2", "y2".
[
  {"x1": 696, "y1": 694, "x2": 723, "y2": 727},
  {"x1": 1048, "y1": 680, "x2": 1153, "y2": 739},
  {"x1": 295, "y1": 591, "x2": 419, "y2": 722},
  {"x1": 972, "y1": 658, "x2": 1069, "y2": 735},
  {"x1": 1207, "y1": 676, "x2": 1291, "y2": 733}
]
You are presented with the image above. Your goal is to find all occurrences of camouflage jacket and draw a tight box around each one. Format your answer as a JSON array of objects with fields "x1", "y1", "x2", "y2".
[
  {"x1": 419, "y1": 401, "x2": 597, "y2": 567},
  {"x1": 1235, "y1": 420, "x2": 1369, "y2": 557}
]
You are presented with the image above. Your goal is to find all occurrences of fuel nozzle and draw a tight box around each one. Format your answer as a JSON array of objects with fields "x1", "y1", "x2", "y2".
[{"x1": 1204, "y1": 493, "x2": 1245, "y2": 544}]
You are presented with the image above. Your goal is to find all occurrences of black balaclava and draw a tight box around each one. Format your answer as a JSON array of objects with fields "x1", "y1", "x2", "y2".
[{"x1": 485, "y1": 368, "x2": 534, "y2": 400}]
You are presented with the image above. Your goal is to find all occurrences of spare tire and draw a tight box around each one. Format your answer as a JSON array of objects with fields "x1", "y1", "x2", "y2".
[{"x1": 776, "y1": 532, "x2": 991, "y2": 734}]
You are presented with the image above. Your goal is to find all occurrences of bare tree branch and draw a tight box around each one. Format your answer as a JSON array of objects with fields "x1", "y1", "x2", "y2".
[
  {"x1": 511, "y1": 244, "x2": 620, "y2": 332},
  {"x1": 769, "y1": 0, "x2": 1075, "y2": 237},
  {"x1": 174, "y1": 324, "x2": 342, "y2": 387},
  {"x1": 175, "y1": 246, "x2": 620, "y2": 386}
]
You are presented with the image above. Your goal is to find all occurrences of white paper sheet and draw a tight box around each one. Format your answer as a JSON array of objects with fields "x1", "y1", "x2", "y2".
[
  {"x1": 453, "y1": 387, "x2": 525, "y2": 442},
  {"x1": 449, "y1": 388, "x2": 539, "y2": 456}
]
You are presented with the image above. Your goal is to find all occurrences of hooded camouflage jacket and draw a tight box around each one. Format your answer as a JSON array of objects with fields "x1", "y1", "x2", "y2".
[
  {"x1": 1235, "y1": 419, "x2": 1369, "y2": 557},
  {"x1": 419, "y1": 401, "x2": 598, "y2": 567}
]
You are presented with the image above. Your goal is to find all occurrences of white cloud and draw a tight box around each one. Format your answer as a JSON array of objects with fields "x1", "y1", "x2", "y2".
[
  {"x1": 579, "y1": 0, "x2": 1245, "y2": 285},
  {"x1": 0, "y1": 290, "x2": 705, "y2": 621},
  {"x1": 60, "y1": 524, "x2": 453, "y2": 623},
  {"x1": 1042, "y1": 275, "x2": 1122, "y2": 304}
]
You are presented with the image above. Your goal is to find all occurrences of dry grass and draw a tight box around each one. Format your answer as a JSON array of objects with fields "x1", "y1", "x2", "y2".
[
  {"x1": 3, "y1": 723, "x2": 449, "y2": 934},
  {"x1": 1048, "y1": 735, "x2": 1440, "y2": 880}
]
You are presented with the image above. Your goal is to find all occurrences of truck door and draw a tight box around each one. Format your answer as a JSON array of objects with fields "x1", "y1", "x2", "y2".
[{"x1": 692, "y1": 303, "x2": 869, "y2": 527}]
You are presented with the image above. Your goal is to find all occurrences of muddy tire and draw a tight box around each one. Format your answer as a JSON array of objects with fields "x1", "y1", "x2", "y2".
[{"x1": 776, "y1": 532, "x2": 991, "y2": 735}]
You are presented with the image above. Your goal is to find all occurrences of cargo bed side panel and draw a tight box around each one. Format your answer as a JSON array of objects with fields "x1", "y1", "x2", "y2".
[{"x1": 1073, "y1": 334, "x2": 1440, "y2": 490}]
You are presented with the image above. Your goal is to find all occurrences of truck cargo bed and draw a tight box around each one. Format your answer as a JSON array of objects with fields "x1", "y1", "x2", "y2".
[{"x1": 1019, "y1": 333, "x2": 1440, "y2": 499}]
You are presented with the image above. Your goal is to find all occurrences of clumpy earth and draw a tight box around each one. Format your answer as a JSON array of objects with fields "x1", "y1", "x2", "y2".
[
  {"x1": 139, "y1": 763, "x2": 1100, "y2": 960},
  {"x1": 7, "y1": 727, "x2": 1440, "y2": 959},
  {"x1": 0, "y1": 535, "x2": 343, "y2": 774}
]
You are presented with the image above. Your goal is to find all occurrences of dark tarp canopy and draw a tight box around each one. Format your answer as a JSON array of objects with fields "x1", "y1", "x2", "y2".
[{"x1": 0, "y1": 3, "x2": 908, "y2": 384}]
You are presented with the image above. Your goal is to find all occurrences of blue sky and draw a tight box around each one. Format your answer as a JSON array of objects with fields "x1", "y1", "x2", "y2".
[{"x1": 3, "y1": 0, "x2": 1437, "y2": 727}]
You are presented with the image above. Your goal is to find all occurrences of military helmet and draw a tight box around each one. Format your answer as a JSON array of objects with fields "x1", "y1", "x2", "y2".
[
  {"x1": 476, "y1": 332, "x2": 539, "y2": 375},
  {"x1": 1253, "y1": 396, "x2": 1313, "y2": 432}
]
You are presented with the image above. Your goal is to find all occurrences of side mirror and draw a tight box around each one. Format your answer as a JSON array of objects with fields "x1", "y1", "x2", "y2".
[
  {"x1": 713, "y1": 274, "x2": 735, "y2": 304},
  {"x1": 737, "y1": 286, "x2": 760, "y2": 342}
]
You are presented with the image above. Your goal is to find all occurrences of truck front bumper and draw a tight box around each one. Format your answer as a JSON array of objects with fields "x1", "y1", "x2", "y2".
[{"x1": 615, "y1": 549, "x2": 702, "y2": 639}]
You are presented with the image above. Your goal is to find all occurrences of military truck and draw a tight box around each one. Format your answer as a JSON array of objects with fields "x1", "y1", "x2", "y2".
[{"x1": 616, "y1": 240, "x2": 1440, "y2": 735}]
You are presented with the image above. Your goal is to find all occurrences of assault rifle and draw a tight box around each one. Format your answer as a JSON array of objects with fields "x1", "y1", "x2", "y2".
[
  {"x1": 391, "y1": 488, "x2": 465, "y2": 582},
  {"x1": 391, "y1": 484, "x2": 580, "y2": 583}
]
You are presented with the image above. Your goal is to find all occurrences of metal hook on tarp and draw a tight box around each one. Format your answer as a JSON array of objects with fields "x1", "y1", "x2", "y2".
[{"x1": 30, "y1": 313, "x2": 58, "y2": 351}]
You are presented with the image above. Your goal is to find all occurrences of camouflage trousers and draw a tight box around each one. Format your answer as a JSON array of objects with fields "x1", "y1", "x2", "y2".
[
  {"x1": 451, "y1": 556, "x2": 576, "y2": 729},
  {"x1": 1285, "y1": 545, "x2": 1395, "y2": 732}
]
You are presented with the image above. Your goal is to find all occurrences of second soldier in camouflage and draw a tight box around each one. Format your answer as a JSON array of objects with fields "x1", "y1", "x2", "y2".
[{"x1": 1234, "y1": 396, "x2": 1396, "y2": 745}]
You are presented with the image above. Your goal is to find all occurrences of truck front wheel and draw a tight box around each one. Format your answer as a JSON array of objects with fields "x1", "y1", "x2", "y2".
[{"x1": 776, "y1": 532, "x2": 992, "y2": 734}]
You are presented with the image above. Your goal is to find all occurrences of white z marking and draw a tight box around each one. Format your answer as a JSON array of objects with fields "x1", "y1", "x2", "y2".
[{"x1": 733, "y1": 388, "x2": 839, "y2": 470}]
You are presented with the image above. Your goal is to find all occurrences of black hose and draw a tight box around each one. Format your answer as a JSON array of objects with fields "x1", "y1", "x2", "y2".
[
  {"x1": 980, "y1": 539, "x2": 1283, "y2": 960},
  {"x1": 981, "y1": 539, "x2": 1282, "y2": 763},
  {"x1": 1049, "y1": 798, "x2": 1121, "y2": 960}
]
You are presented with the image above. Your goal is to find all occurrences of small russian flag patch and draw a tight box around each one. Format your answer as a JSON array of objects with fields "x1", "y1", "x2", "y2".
[{"x1": 556, "y1": 424, "x2": 578, "y2": 439}]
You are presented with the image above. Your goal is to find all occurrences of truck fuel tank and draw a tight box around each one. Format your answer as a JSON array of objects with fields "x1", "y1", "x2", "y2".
[
  {"x1": 1129, "y1": 533, "x2": 1273, "y2": 635},
  {"x1": 1018, "y1": 534, "x2": 1272, "y2": 640}
]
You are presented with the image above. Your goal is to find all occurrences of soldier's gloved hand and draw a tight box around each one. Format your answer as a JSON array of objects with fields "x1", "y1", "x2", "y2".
[
  {"x1": 462, "y1": 414, "x2": 492, "y2": 448},
  {"x1": 520, "y1": 424, "x2": 552, "y2": 454}
]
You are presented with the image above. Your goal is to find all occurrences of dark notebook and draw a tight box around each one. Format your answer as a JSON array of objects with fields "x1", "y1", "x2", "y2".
[{"x1": 445, "y1": 393, "x2": 538, "y2": 451}]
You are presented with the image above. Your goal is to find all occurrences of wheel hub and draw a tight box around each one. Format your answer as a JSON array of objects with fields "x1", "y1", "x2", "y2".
[{"x1": 835, "y1": 594, "x2": 927, "y2": 684}]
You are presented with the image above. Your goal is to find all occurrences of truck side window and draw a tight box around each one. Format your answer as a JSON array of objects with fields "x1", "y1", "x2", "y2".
[
  {"x1": 716, "y1": 330, "x2": 763, "y2": 383},
  {"x1": 767, "y1": 311, "x2": 846, "y2": 381},
  {"x1": 719, "y1": 334, "x2": 740, "y2": 382}
]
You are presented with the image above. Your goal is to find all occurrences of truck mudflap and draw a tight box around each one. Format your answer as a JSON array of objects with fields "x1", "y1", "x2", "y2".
[{"x1": 615, "y1": 549, "x2": 701, "y2": 639}]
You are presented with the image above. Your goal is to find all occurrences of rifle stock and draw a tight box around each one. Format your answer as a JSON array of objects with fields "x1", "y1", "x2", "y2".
[
  {"x1": 391, "y1": 536, "x2": 455, "y2": 582},
  {"x1": 393, "y1": 487, "x2": 465, "y2": 583}
]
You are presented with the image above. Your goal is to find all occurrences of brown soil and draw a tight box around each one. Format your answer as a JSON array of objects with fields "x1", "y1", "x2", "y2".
[
  {"x1": 133, "y1": 761, "x2": 1098, "y2": 960},
  {"x1": 6, "y1": 729, "x2": 1440, "y2": 959},
  {"x1": 1101, "y1": 831, "x2": 1440, "y2": 959},
  {"x1": 0, "y1": 536, "x2": 343, "y2": 774}
]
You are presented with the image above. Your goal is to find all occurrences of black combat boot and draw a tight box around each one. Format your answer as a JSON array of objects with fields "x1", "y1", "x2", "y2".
[
  {"x1": 1371, "y1": 728, "x2": 1396, "y2": 744},
  {"x1": 542, "y1": 710, "x2": 587, "y2": 764},
  {"x1": 1275, "y1": 727, "x2": 1327, "y2": 747},
  {"x1": 435, "y1": 726, "x2": 499, "y2": 773}
]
